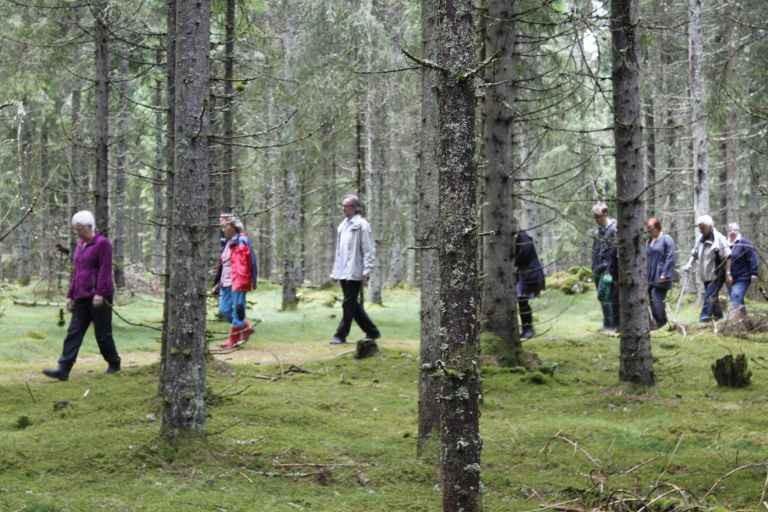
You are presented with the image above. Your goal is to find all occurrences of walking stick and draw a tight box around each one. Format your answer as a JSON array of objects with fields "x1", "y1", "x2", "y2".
[{"x1": 672, "y1": 270, "x2": 689, "y2": 323}]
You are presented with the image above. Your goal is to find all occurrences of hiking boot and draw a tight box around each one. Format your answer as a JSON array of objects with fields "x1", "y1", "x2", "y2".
[
  {"x1": 105, "y1": 360, "x2": 121, "y2": 375},
  {"x1": 220, "y1": 326, "x2": 243, "y2": 349},
  {"x1": 235, "y1": 321, "x2": 254, "y2": 347},
  {"x1": 520, "y1": 326, "x2": 535, "y2": 340},
  {"x1": 330, "y1": 336, "x2": 347, "y2": 345},
  {"x1": 42, "y1": 367, "x2": 69, "y2": 381}
]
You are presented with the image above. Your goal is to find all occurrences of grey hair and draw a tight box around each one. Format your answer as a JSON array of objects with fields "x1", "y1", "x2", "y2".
[
  {"x1": 727, "y1": 222, "x2": 740, "y2": 233},
  {"x1": 342, "y1": 193, "x2": 363, "y2": 214},
  {"x1": 71, "y1": 210, "x2": 96, "y2": 230},
  {"x1": 591, "y1": 201, "x2": 608, "y2": 216},
  {"x1": 696, "y1": 214, "x2": 714, "y2": 227}
]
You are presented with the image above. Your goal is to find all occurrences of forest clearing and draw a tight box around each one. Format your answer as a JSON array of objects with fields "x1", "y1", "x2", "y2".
[
  {"x1": 2, "y1": 0, "x2": 768, "y2": 510},
  {"x1": 2, "y1": 282, "x2": 768, "y2": 511}
]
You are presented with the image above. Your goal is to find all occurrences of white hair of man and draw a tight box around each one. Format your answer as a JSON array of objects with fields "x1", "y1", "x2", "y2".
[
  {"x1": 727, "y1": 222, "x2": 740, "y2": 234},
  {"x1": 696, "y1": 214, "x2": 714, "y2": 227},
  {"x1": 71, "y1": 210, "x2": 96, "y2": 230},
  {"x1": 342, "y1": 193, "x2": 363, "y2": 215},
  {"x1": 591, "y1": 201, "x2": 608, "y2": 216}
]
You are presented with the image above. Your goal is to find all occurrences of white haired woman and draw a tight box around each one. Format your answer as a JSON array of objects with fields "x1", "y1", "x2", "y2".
[{"x1": 42, "y1": 211, "x2": 121, "y2": 380}]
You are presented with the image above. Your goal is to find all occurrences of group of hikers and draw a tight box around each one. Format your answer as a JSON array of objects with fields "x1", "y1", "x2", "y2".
[
  {"x1": 591, "y1": 202, "x2": 761, "y2": 333},
  {"x1": 41, "y1": 193, "x2": 382, "y2": 380},
  {"x1": 40, "y1": 196, "x2": 760, "y2": 381}
]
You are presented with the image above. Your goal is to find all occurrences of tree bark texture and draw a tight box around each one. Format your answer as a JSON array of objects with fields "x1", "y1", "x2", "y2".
[
  {"x1": 16, "y1": 101, "x2": 33, "y2": 285},
  {"x1": 113, "y1": 56, "x2": 130, "y2": 289},
  {"x1": 688, "y1": 0, "x2": 709, "y2": 221},
  {"x1": 221, "y1": 0, "x2": 236, "y2": 212},
  {"x1": 433, "y1": 1, "x2": 482, "y2": 510},
  {"x1": 416, "y1": 0, "x2": 441, "y2": 459},
  {"x1": 93, "y1": 0, "x2": 110, "y2": 236},
  {"x1": 160, "y1": 0, "x2": 177, "y2": 393},
  {"x1": 611, "y1": 0, "x2": 655, "y2": 386},
  {"x1": 161, "y1": 0, "x2": 210, "y2": 440},
  {"x1": 482, "y1": 0, "x2": 522, "y2": 366},
  {"x1": 69, "y1": 87, "x2": 85, "y2": 253},
  {"x1": 153, "y1": 47, "x2": 165, "y2": 276}
]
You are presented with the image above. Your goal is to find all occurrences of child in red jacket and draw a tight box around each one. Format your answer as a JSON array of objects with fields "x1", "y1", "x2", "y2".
[{"x1": 217, "y1": 218, "x2": 258, "y2": 349}]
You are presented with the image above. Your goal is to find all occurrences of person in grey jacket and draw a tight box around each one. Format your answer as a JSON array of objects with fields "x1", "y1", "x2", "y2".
[
  {"x1": 329, "y1": 194, "x2": 381, "y2": 345},
  {"x1": 682, "y1": 215, "x2": 731, "y2": 322},
  {"x1": 591, "y1": 202, "x2": 620, "y2": 332},
  {"x1": 645, "y1": 217, "x2": 676, "y2": 329}
]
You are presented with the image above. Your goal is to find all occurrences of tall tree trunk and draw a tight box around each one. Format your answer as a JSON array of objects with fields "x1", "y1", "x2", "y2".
[
  {"x1": 160, "y1": 0, "x2": 211, "y2": 441},
  {"x1": 323, "y1": 123, "x2": 337, "y2": 289},
  {"x1": 69, "y1": 87, "x2": 85, "y2": 253},
  {"x1": 689, "y1": 0, "x2": 709, "y2": 221},
  {"x1": 153, "y1": 47, "x2": 165, "y2": 275},
  {"x1": 40, "y1": 111, "x2": 54, "y2": 292},
  {"x1": 369, "y1": 88, "x2": 387, "y2": 305},
  {"x1": 93, "y1": 0, "x2": 110, "y2": 236},
  {"x1": 611, "y1": 0, "x2": 655, "y2": 386},
  {"x1": 719, "y1": 11, "x2": 738, "y2": 226},
  {"x1": 113, "y1": 56, "x2": 130, "y2": 289},
  {"x1": 482, "y1": 0, "x2": 522, "y2": 366},
  {"x1": 16, "y1": 101, "x2": 33, "y2": 285},
  {"x1": 434, "y1": 2, "x2": 481, "y2": 510},
  {"x1": 280, "y1": 15, "x2": 301, "y2": 311},
  {"x1": 221, "y1": 0, "x2": 236, "y2": 212},
  {"x1": 159, "y1": 0, "x2": 177, "y2": 394},
  {"x1": 416, "y1": 0, "x2": 441, "y2": 459}
]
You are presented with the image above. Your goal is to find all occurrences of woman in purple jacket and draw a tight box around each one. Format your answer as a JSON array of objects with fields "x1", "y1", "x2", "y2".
[{"x1": 42, "y1": 211, "x2": 121, "y2": 381}]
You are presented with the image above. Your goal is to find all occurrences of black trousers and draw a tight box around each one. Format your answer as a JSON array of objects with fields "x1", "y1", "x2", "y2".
[
  {"x1": 518, "y1": 299, "x2": 533, "y2": 328},
  {"x1": 334, "y1": 280, "x2": 380, "y2": 340},
  {"x1": 58, "y1": 297, "x2": 120, "y2": 370}
]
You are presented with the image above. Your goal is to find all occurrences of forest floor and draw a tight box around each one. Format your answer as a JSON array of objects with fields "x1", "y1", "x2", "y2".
[{"x1": 1, "y1": 281, "x2": 768, "y2": 511}]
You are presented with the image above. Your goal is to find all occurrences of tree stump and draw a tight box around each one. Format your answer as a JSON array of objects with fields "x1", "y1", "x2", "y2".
[
  {"x1": 355, "y1": 338, "x2": 379, "y2": 359},
  {"x1": 712, "y1": 354, "x2": 752, "y2": 388}
]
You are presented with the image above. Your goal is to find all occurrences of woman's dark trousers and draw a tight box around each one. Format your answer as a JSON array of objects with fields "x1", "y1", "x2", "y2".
[{"x1": 58, "y1": 297, "x2": 121, "y2": 372}]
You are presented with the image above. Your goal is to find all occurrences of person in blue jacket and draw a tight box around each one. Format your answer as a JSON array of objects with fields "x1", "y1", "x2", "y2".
[
  {"x1": 591, "y1": 202, "x2": 619, "y2": 332},
  {"x1": 726, "y1": 223, "x2": 759, "y2": 316},
  {"x1": 645, "y1": 217, "x2": 676, "y2": 329}
]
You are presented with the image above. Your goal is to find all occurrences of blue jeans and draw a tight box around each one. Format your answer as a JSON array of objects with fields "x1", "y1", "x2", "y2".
[
  {"x1": 701, "y1": 279, "x2": 724, "y2": 321},
  {"x1": 729, "y1": 280, "x2": 751, "y2": 309},
  {"x1": 219, "y1": 287, "x2": 247, "y2": 328}
]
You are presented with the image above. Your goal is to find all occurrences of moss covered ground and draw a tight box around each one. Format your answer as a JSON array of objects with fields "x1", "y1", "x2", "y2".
[{"x1": 1, "y1": 282, "x2": 767, "y2": 511}]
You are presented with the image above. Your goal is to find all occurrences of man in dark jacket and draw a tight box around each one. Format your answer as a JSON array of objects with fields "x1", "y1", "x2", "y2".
[
  {"x1": 726, "y1": 223, "x2": 759, "y2": 316},
  {"x1": 515, "y1": 230, "x2": 545, "y2": 339},
  {"x1": 591, "y1": 202, "x2": 620, "y2": 332}
]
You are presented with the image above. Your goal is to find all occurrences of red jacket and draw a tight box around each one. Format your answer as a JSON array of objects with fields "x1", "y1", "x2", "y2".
[{"x1": 228, "y1": 234, "x2": 254, "y2": 292}]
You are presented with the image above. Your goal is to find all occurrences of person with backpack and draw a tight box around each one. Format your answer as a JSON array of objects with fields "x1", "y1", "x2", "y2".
[
  {"x1": 215, "y1": 216, "x2": 258, "y2": 349},
  {"x1": 725, "y1": 223, "x2": 759, "y2": 317},
  {"x1": 682, "y1": 215, "x2": 731, "y2": 322}
]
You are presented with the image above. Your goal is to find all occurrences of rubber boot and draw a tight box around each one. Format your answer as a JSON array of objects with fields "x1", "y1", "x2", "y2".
[{"x1": 220, "y1": 326, "x2": 243, "y2": 349}]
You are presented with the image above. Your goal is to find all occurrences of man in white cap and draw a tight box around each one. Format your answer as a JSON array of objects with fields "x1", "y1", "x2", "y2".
[{"x1": 682, "y1": 215, "x2": 732, "y2": 322}]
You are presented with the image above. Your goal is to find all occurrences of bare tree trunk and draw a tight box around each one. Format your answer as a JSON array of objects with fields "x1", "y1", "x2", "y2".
[
  {"x1": 689, "y1": 0, "x2": 709, "y2": 221},
  {"x1": 16, "y1": 101, "x2": 33, "y2": 285},
  {"x1": 322, "y1": 123, "x2": 337, "y2": 288},
  {"x1": 416, "y1": 0, "x2": 441, "y2": 459},
  {"x1": 482, "y1": 0, "x2": 523, "y2": 366},
  {"x1": 434, "y1": 2, "x2": 482, "y2": 510},
  {"x1": 40, "y1": 111, "x2": 54, "y2": 292},
  {"x1": 93, "y1": 0, "x2": 110, "y2": 236},
  {"x1": 280, "y1": 15, "x2": 301, "y2": 311},
  {"x1": 611, "y1": 0, "x2": 655, "y2": 386},
  {"x1": 160, "y1": 0, "x2": 210, "y2": 441},
  {"x1": 719, "y1": 12, "x2": 738, "y2": 226},
  {"x1": 220, "y1": 0, "x2": 236, "y2": 211},
  {"x1": 113, "y1": 56, "x2": 130, "y2": 289},
  {"x1": 69, "y1": 87, "x2": 85, "y2": 253},
  {"x1": 159, "y1": 0, "x2": 177, "y2": 394},
  {"x1": 153, "y1": 47, "x2": 165, "y2": 275}
]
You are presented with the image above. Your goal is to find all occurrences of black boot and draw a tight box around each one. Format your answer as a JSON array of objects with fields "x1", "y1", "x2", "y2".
[
  {"x1": 105, "y1": 359, "x2": 121, "y2": 375},
  {"x1": 42, "y1": 366, "x2": 70, "y2": 381},
  {"x1": 520, "y1": 326, "x2": 535, "y2": 340}
]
